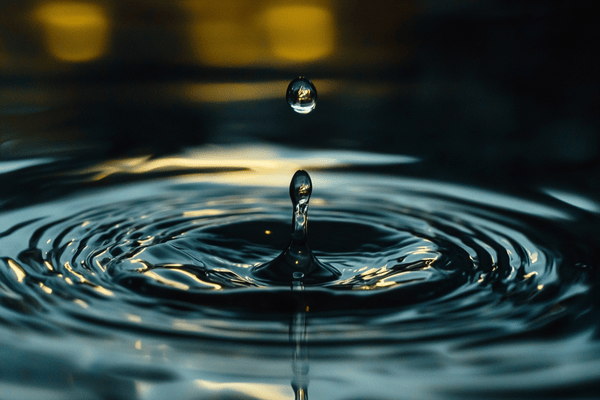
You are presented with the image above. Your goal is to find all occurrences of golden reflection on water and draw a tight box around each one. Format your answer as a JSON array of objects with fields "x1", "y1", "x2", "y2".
[
  {"x1": 73, "y1": 298, "x2": 88, "y2": 308},
  {"x1": 93, "y1": 285, "x2": 114, "y2": 296},
  {"x1": 57, "y1": 260, "x2": 115, "y2": 295},
  {"x1": 524, "y1": 271, "x2": 538, "y2": 280},
  {"x1": 171, "y1": 268, "x2": 222, "y2": 290},
  {"x1": 39, "y1": 282, "x2": 53, "y2": 294},
  {"x1": 79, "y1": 145, "x2": 309, "y2": 183},
  {"x1": 64, "y1": 261, "x2": 86, "y2": 282},
  {"x1": 194, "y1": 379, "x2": 292, "y2": 400},
  {"x1": 34, "y1": 1, "x2": 110, "y2": 62},
  {"x1": 143, "y1": 270, "x2": 189, "y2": 290},
  {"x1": 7, "y1": 259, "x2": 26, "y2": 282},
  {"x1": 183, "y1": 209, "x2": 226, "y2": 218},
  {"x1": 79, "y1": 144, "x2": 411, "y2": 186},
  {"x1": 143, "y1": 268, "x2": 222, "y2": 291},
  {"x1": 529, "y1": 251, "x2": 539, "y2": 264},
  {"x1": 77, "y1": 145, "x2": 415, "y2": 202},
  {"x1": 126, "y1": 313, "x2": 142, "y2": 323}
]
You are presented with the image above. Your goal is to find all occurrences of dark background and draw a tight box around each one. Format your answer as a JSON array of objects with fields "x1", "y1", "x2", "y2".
[{"x1": 1, "y1": 0, "x2": 598, "y2": 191}]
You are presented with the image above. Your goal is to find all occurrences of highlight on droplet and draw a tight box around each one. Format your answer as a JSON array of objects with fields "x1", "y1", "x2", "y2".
[
  {"x1": 261, "y1": 5, "x2": 335, "y2": 62},
  {"x1": 34, "y1": 1, "x2": 110, "y2": 62}
]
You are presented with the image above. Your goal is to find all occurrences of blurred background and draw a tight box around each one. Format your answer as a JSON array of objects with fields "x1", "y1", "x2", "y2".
[{"x1": 0, "y1": 0, "x2": 598, "y2": 188}]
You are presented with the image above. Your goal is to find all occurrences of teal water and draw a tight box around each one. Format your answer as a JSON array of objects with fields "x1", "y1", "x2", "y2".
[{"x1": 1, "y1": 145, "x2": 599, "y2": 399}]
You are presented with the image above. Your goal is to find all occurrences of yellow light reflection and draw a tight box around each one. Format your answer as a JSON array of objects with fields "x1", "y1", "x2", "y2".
[
  {"x1": 144, "y1": 270, "x2": 189, "y2": 290},
  {"x1": 126, "y1": 314, "x2": 142, "y2": 323},
  {"x1": 78, "y1": 145, "x2": 303, "y2": 182},
  {"x1": 411, "y1": 246, "x2": 437, "y2": 256},
  {"x1": 262, "y1": 5, "x2": 335, "y2": 62},
  {"x1": 74, "y1": 299, "x2": 88, "y2": 308},
  {"x1": 94, "y1": 248, "x2": 108, "y2": 271},
  {"x1": 64, "y1": 261, "x2": 113, "y2": 296},
  {"x1": 7, "y1": 259, "x2": 26, "y2": 283},
  {"x1": 524, "y1": 271, "x2": 538, "y2": 280},
  {"x1": 79, "y1": 143, "x2": 412, "y2": 188},
  {"x1": 183, "y1": 209, "x2": 226, "y2": 218},
  {"x1": 171, "y1": 268, "x2": 222, "y2": 290},
  {"x1": 39, "y1": 282, "x2": 53, "y2": 294},
  {"x1": 64, "y1": 261, "x2": 86, "y2": 283},
  {"x1": 35, "y1": 1, "x2": 110, "y2": 62},
  {"x1": 93, "y1": 286, "x2": 114, "y2": 296},
  {"x1": 195, "y1": 380, "x2": 291, "y2": 400},
  {"x1": 173, "y1": 320, "x2": 207, "y2": 333},
  {"x1": 530, "y1": 252, "x2": 538, "y2": 264}
]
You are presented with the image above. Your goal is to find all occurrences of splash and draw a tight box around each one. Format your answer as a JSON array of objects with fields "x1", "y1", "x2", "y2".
[{"x1": 252, "y1": 170, "x2": 340, "y2": 285}]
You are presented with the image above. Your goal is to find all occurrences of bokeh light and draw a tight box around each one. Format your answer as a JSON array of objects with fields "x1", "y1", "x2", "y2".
[
  {"x1": 183, "y1": 0, "x2": 262, "y2": 67},
  {"x1": 35, "y1": 1, "x2": 110, "y2": 62},
  {"x1": 262, "y1": 5, "x2": 335, "y2": 63},
  {"x1": 183, "y1": 1, "x2": 335, "y2": 67}
]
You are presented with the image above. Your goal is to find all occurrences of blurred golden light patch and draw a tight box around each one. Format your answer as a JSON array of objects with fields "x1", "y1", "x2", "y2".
[
  {"x1": 35, "y1": 1, "x2": 110, "y2": 62},
  {"x1": 183, "y1": 0, "x2": 261, "y2": 67},
  {"x1": 189, "y1": 20, "x2": 261, "y2": 67},
  {"x1": 262, "y1": 5, "x2": 335, "y2": 62},
  {"x1": 183, "y1": 1, "x2": 334, "y2": 67}
]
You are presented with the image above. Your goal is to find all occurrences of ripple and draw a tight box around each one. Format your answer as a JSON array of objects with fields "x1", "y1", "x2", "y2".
[
  {"x1": 0, "y1": 148, "x2": 599, "y2": 399},
  {"x1": 0, "y1": 170, "x2": 595, "y2": 344}
]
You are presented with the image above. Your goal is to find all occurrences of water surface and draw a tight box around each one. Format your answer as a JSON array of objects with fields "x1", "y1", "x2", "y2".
[{"x1": 1, "y1": 144, "x2": 599, "y2": 399}]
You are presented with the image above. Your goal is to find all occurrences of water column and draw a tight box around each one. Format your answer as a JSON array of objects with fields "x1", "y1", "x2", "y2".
[
  {"x1": 251, "y1": 170, "x2": 340, "y2": 283},
  {"x1": 291, "y1": 281, "x2": 309, "y2": 400}
]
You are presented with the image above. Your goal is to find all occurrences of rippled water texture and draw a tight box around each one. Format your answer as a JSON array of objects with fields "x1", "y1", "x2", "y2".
[{"x1": 1, "y1": 145, "x2": 599, "y2": 399}]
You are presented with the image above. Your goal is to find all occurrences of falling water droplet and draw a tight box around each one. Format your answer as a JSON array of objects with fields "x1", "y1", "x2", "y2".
[
  {"x1": 286, "y1": 77, "x2": 317, "y2": 114},
  {"x1": 252, "y1": 170, "x2": 340, "y2": 284}
]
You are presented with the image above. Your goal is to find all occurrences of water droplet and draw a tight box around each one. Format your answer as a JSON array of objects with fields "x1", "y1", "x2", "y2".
[{"x1": 286, "y1": 77, "x2": 317, "y2": 114}]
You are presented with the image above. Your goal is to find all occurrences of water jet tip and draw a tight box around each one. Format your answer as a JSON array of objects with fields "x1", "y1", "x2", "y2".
[{"x1": 290, "y1": 170, "x2": 312, "y2": 205}]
